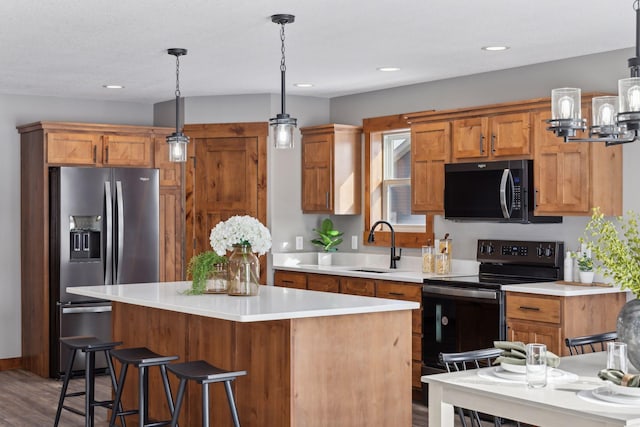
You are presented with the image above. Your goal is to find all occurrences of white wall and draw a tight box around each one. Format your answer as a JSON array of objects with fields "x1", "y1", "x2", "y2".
[
  {"x1": 330, "y1": 48, "x2": 636, "y2": 260},
  {"x1": 0, "y1": 94, "x2": 152, "y2": 359}
]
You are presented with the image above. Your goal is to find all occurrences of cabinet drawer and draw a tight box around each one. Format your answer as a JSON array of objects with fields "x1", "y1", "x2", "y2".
[
  {"x1": 340, "y1": 277, "x2": 375, "y2": 296},
  {"x1": 307, "y1": 274, "x2": 340, "y2": 293},
  {"x1": 376, "y1": 281, "x2": 421, "y2": 302},
  {"x1": 507, "y1": 293, "x2": 561, "y2": 324},
  {"x1": 274, "y1": 271, "x2": 307, "y2": 289}
]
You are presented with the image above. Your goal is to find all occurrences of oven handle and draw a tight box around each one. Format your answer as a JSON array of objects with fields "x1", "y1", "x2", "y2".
[{"x1": 422, "y1": 285, "x2": 499, "y2": 300}]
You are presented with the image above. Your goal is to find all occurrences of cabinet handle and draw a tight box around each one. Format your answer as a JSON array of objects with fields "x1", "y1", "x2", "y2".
[
  {"x1": 534, "y1": 188, "x2": 539, "y2": 209},
  {"x1": 479, "y1": 134, "x2": 485, "y2": 154},
  {"x1": 389, "y1": 291, "x2": 405, "y2": 297},
  {"x1": 93, "y1": 145, "x2": 97, "y2": 163},
  {"x1": 282, "y1": 280, "x2": 293, "y2": 284},
  {"x1": 491, "y1": 134, "x2": 496, "y2": 152},
  {"x1": 519, "y1": 305, "x2": 541, "y2": 311},
  {"x1": 325, "y1": 192, "x2": 330, "y2": 209},
  {"x1": 105, "y1": 146, "x2": 109, "y2": 163}
]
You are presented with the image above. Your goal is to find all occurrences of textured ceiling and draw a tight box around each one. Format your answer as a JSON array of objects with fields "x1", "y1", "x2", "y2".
[{"x1": 0, "y1": 0, "x2": 635, "y2": 103}]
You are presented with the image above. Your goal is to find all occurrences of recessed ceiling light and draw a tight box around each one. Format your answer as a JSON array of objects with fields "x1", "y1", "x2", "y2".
[
  {"x1": 377, "y1": 67, "x2": 401, "y2": 72},
  {"x1": 294, "y1": 83, "x2": 314, "y2": 88},
  {"x1": 481, "y1": 46, "x2": 510, "y2": 52},
  {"x1": 103, "y1": 84, "x2": 124, "y2": 89}
]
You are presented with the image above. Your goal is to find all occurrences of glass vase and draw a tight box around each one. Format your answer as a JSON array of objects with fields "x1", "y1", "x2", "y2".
[
  {"x1": 205, "y1": 262, "x2": 228, "y2": 293},
  {"x1": 227, "y1": 244, "x2": 260, "y2": 296}
]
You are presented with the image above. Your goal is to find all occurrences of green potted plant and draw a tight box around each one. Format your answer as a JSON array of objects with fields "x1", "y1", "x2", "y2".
[
  {"x1": 311, "y1": 218, "x2": 343, "y2": 266},
  {"x1": 581, "y1": 207, "x2": 640, "y2": 368},
  {"x1": 577, "y1": 255, "x2": 594, "y2": 284},
  {"x1": 185, "y1": 251, "x2": 228, "y2": 295}
]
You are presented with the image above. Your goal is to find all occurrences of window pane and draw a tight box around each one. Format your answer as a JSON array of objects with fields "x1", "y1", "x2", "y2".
[
  {"x1": 383, "y1": 132, "x2": 411, "y2": 179},
  {"x1": 384, "y1": 181, "x2": 424, "y2": 226}
]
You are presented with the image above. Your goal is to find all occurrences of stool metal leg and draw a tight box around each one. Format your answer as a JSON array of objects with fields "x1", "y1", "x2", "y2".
[
  {"x1": 169, "y1": 378, "x2": 188, "y2": 427},
  {"x1": 106, "y1": 352, "x2": 127, "y2": 427},
  {"x1": 159, "y1": 364, "x2": 175, "y2": 416},
  {"x1": 223, "y1": 380, "x2": 241, "y2": 427},
  {"x1": 110, "y1": 363, "x2": 129, "y2": 427},
  {"x1": 201, "y1": 383, "x2": 209, "y2": 427},
  {"x1": 54, "y1": 348, "x2": 78, "y2": 427},
  {"x1": 139, "y1": 366, "x2": 147, "y2": 427},
  {"x1": 86, "y1": 350, "x2": 95, "y2": 427}
]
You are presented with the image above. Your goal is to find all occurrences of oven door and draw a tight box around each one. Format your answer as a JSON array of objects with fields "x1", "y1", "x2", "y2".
[{"x1": 422, "y1": 285, "x2": 505, "y2": 373}]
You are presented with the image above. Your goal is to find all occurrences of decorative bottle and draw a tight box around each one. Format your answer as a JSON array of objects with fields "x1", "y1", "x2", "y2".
[
  {"x1": 227, "y1": 244, "x2": 260, "y2": 296},
  {"x1": 563, "y1": 251, "x2": 573, "y2": 282}
]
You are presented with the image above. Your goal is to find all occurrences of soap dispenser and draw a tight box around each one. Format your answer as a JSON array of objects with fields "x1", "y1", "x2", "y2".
[{"x1": 563, "y1": 251, "x2": 573, "y2": 282}]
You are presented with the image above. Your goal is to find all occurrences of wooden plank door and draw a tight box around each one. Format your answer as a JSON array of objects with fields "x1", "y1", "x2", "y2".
[{"x1": 185, "y1": 123, "x2": 268, "y2": 282}]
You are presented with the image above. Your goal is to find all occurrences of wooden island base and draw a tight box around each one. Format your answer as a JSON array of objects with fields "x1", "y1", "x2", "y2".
[{"x1": 112, "y1": 302, "x2": 413, "y2": 426}]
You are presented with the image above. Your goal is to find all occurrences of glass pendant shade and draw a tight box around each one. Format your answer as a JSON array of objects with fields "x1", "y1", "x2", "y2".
[
  {"x1": 167, "y1": 132, "x2": 189, "y2": 162},
  {"x1": 270, "y1": 114, "x2": 297, "y2": 149},
  {"x1": 551, "y1": 88, "x2": 581, "y2": 120},
  {"x1": 592, "y1": 96, "x2": 619, "y2": 126},
  {"x1": 619, "y1": 77, "x2": 640, "y2": 112}
]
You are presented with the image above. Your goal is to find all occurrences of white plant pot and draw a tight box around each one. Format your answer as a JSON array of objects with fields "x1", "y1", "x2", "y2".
[
  {"x1": 579, "y1": 271, "x2": 595, "y2": 284},
  {"x1": 317, "y1": 252, "x2": 332, "y2": 266}
]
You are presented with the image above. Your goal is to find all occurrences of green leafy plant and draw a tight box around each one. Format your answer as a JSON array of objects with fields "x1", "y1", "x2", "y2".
[
  {"x1": 311, "y1": 218, "x2": 343, "y2": 252},
  {"x1": 185, "y1": 251, "x2": 227, "y2": 295},
  {"x1": 577, "y1": 255, "x2": 593, "y2": 272},
  {"x1": 581, "y1": 207, "x2": 640, "y2": 297}
]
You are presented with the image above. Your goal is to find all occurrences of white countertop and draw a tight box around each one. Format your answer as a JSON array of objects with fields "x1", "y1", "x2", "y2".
[
  {"x1": 67, "y1": 281, "x2": 420, "y2": 322},
  {"x1": 503, "y1": 281, "x2": 629, "y2": 296}
]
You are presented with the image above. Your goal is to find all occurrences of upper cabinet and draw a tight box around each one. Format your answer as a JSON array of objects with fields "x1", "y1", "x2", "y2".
[
  {"x1": 411, "y1": 121, "x2": 450, "y2": 213},
  {"x1": 452, "y1": 112, "x2": 531, "y2": 161},
  {"x1": 533, "y1": 109, "x2": 622, "y2": 216},
  {"x1": 301, "y1": 124, "x2": 362, "y2": 214}
]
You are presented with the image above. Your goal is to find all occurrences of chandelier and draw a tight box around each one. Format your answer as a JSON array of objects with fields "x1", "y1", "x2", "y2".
[
  {"x1": 269, "y1": 14, "x2": 297, "y2": 149},
  {"x1": 547, "y1": 1, "x2": 640, "y2": 146},
  {"x1": 166, "y1": 48, "x2": 189, "y2": 162}
]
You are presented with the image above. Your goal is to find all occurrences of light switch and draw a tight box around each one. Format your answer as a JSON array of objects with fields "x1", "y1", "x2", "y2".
[
  {"x1": 351, "y1": 235, "x2": 358, "y2": 250},
  {"x1": 295, "y1": 236, "x2": 304, "y2": 250}
]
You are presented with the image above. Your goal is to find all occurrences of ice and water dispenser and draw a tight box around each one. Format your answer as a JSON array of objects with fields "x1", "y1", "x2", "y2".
[{"x1": 69, "y1": 215, "x2": 101, "y2": 260}]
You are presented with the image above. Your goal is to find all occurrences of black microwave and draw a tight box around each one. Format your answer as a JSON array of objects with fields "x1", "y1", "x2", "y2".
[{"x1": 444, "y1": 159, "x2": 561, "y2": 223}]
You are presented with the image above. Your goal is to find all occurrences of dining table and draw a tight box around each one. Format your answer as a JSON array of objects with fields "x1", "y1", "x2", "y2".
[{"x1": 423, "y1": 351, "x2": 640, "y2": 427}]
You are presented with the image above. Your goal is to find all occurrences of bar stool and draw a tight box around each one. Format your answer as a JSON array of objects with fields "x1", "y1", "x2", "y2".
[
  {"x1": 167, "y1": 360, "x2": 246, "y2": 427},
  {"x1": 109, "y1": 347, "x2": 178, "y2": 427},
  {"x1": 54, "y1": 336, "x2": 125, "y2": 427}
]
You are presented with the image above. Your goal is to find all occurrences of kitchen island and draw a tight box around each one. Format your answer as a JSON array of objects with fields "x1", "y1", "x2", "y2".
[{"x1": 68, "y1": 282, "x2": 419, "y2": 427}]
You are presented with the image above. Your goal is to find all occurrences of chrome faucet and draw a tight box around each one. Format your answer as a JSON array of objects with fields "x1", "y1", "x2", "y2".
[{"x1": 367, "y1": 220, "x2": 402, "y2": 269}]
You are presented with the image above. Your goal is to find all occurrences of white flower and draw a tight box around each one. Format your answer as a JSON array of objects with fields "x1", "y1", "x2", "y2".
[{"x1": 209, "y1": 215, "x2": 272, "y2": 256}]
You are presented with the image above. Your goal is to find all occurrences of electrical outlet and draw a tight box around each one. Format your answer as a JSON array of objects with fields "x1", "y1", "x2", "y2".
[
  {"x1": 295, "y1": 236, "x2": 304, "y2": 250},
  {"x1": 351, "y1": 235, "x2": 358, "y2": 250}
]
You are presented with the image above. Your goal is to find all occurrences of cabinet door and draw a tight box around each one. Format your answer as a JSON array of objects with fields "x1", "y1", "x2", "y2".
[
  {"x1": 506, "y1": 320, "x2": 562, "y2": 355},
  {"x1": 490, "y1": 112, "x2": 531, "y2": 158},
  {"x1": 340, "y1": 277, "x2": 375, "y2": 296},
  {"x1": 159, "y1": 188, "x2": 183, "y2": 281},
  {"x1": 301, "y1": 133, "x2": 333, "y2": 212},
  {"x1": 47, "y1": 132, "x2": 102, "y2": 165},
  {"x1": 411, "y1": 122, "x2": 450, "y2": 213},
  {"x1": 103, "y1": 134, "x2": 153, "y2": 167},
  {"x1": 307, "y1": 274, "x2": 340, "y2": 293},
  {"x1": 274, "y1": 270, "x2": 307, "y2": 289},
  {"x1": 533, "y1": 111, "x2": 590, "y2": 215},
  {"x1": 452, "y1": 117, "x2": 488, "y2": 160}
]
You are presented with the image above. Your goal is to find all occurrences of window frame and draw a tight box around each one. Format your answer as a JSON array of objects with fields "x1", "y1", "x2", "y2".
[{"x1": 362, "y1": 113, "x2": 434, "y2": 249}]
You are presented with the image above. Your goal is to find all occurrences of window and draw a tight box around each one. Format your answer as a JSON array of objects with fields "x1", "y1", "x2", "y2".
[
  {"x1": 382, "y1": 131, "x2": 424, "y2": 229},
  {"x1": 362, "y1": 113, "x2": 434, "y2": 248}
]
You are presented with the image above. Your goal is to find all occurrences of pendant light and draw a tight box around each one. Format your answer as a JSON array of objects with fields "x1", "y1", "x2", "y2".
[
  {"x1": 547, "y1": 1, "x2": 640, "y2": 146},
  {"x1": 166, "y1": 48, "x2": 189, "y2": 162},
  {"x1": 269, "y1": 14, "x2": 297, "y2": 149}
]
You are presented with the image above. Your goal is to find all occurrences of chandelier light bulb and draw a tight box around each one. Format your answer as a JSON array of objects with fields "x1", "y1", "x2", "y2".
[
  {"x1": 558, "y1": 96, "x2": 574, "y2": 120},
  {"x1": 599, "y1": 103, "x2": 615, "y2": 125},
  {"x1": 628, "y1": 85, "x2": 640, "y2": 112}
]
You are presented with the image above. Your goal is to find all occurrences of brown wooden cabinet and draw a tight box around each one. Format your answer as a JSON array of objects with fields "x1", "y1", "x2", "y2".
[
  {"x1": 411, "y1": 121, "x2": 450, "y2": 213},
  {"x1": 17, "y1": 121, "x2": 181, "y2": 378},
  {"x1": 301, "y1": 124, "x2": 362, "y2": 214},
  {"x1": 506, "y1": 291, "x2": 626, "y2": 356},
  {"x1": 274, "y1": 269, "x2": 422, "y2": 392},
  {"x1": 533, "y1": 109, "x2": 623, "y2": 216},
  {"x1": 452, "y1": 112, "x2": 531, "y2": 161}
]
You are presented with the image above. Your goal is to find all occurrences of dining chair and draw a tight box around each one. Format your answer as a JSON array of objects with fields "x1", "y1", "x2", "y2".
[
  {"x1": 439, "y1": 348, "x2": 521, "y2": 427},
  {"x1": 564, "y1": 331, "x2": 617, "y2": 355}
]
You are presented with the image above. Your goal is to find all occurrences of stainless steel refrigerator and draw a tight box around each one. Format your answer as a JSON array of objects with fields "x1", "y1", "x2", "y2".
[{"x1": 49, "y1": 167, "x2": 159, "y2": 377}]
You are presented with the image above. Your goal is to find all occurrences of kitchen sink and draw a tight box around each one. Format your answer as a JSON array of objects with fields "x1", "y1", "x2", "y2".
[{"x1": 348, "y1": 268, "x2": 394, "y2": 274}]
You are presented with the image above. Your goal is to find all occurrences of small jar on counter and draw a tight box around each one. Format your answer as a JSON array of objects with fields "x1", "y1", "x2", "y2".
[
  {"x1": 422, "y1": 246, "x2": 435, "y2": 273},
  {"x1": 435, "y1": 253, "x2": 450, "y2": 275}
]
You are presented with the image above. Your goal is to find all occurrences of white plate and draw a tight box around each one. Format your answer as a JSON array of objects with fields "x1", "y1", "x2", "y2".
[
  {"x1": 592, "y1": 386, "x2": 640, "y2": 405},
  {"x1": 492, "y1": 366, "x2": 564, "y2": 381},
  {"x1": 608, "y1": 382, "x2": 640, "y2": 397},
  {"x1": 500, "y1": 362, "x2": 526, "y2": 374}
]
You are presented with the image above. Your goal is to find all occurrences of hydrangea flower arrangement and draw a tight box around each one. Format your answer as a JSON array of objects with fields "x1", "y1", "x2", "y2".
[{"x1": 209, "y1": 215, "x2": 272, "y2": 256}]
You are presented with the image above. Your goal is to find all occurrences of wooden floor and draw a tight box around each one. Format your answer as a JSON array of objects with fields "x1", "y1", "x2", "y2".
[{"x1": 0, "y1": 369, "x2": 482, "y2": 426}]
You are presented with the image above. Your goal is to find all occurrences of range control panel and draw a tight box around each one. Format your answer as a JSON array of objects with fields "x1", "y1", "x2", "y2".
[{"x1": 477, "y1": 239, "x2": 563, "y2": 267}]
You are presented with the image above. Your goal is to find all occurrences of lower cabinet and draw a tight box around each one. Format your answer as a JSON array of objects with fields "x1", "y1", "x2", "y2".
[
  {"x1": 274, "y1": 270, "x2": 423, "y2": 392},
  {"x1": 506, "y1": 291, "x2": 627, "y2": 356}
]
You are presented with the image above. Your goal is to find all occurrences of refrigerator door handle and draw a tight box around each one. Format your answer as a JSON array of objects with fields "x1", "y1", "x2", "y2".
[
  {"x1": 62, "y1": 305, "x2": 112, "y2": 314},
  {"x1": 115, "y1": 180, "x2": 124, "y2": 284},
  {"x1": 104, "y1": 181, "x2": 113, "y2": 285}
]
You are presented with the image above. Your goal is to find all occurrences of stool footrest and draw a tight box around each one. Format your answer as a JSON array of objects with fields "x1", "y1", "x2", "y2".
[
  {"x1": 62, "y1": 405, "x2": 85, "y2": 417},
  {"x1": 64, "y1": 390, "x2": 85, "y2": 398}
]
